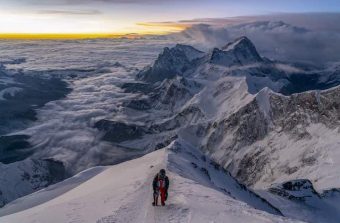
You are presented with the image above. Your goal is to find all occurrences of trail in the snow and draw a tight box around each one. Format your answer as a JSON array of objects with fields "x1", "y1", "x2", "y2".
[
  {"x1": 147, "y1": 172, "x2": 191, "y2": 223},
  {"x1": 96, "y1": 152, "x2": 191, "y2": 223},
  {"x1": 96, "y1": 157, "x2": 170, "y2": 223},
  {"x1": 96, "y1": 172, "x2": 153, "y2": 223},
  {"x1": 0, "y1": 146, "x2": 303, "y2": 223}
]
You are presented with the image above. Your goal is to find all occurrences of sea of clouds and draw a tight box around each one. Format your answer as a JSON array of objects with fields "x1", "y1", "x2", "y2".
[{"x1": 0, "y1": 39, "x2": 170, "y2": 173}]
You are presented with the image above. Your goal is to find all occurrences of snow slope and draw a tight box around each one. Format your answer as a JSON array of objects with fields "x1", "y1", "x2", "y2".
[
  {"x1": 0, "y1": 158, "x2": 65, "y2": 207},
  {"x1": 0, "y1": 141, "x2": 303, "y2": 223},
  {"x1": 257, "y1": 180, "x2": 340, "y2": 223}
]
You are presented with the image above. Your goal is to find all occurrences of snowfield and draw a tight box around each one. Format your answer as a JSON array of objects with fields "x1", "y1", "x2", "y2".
[{"x1": 0, "y1": 142, "x2": 303, "y2": 223}]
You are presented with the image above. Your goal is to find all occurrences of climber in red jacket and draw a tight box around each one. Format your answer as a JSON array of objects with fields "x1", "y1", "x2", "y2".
[{"x1": 152, "y1": 169, "x2": 169, "y2": 206}]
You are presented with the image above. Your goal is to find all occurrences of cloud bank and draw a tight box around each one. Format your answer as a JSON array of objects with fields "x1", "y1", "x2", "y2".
[
  {"x1": 0, "y1": 38, "x2": 170, "y2": 174},
  {"x1": 170, "y1": 13, "x2": 340, "y2": 65},
  {"x1": 36, "y1": 9, "x2": 101, "y2": 15},
  {"x1": 14, "y1": 0, "x2": 195, "y2": 6}
]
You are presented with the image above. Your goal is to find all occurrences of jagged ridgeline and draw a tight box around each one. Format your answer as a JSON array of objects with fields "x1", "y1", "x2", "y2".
[
  {"x1": 129, "y1": 36, "x2": 340, "y2": 190},
  {"x1": 117, "y1": 36, "x2": 340, "y2": 221}
]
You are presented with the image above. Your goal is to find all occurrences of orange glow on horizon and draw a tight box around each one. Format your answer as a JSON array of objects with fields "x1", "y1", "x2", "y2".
[
  {"x1": 136, "y1": 22, "x2": 190, "y2": 32},
  {"x1": 0, "y1": 33, "x2": 141, "y2": 40},
  {"x1": 0, "y1": 21, "x2": 189, "y2": 39}
]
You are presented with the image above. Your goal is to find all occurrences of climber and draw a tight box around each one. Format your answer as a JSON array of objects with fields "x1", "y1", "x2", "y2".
[{"x1": 152, "y1": 169, "x2": 169, "y2": 206}]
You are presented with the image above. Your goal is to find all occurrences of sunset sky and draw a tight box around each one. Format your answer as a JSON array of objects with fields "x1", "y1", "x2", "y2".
[{"x1": 1, "y1": 0, "x2": 340, "y2": 38}]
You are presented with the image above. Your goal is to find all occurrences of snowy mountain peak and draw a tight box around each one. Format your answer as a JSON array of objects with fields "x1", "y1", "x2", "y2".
[
  {"x1": 209, "y1": 36, "x2": 263, "y2": 67},
  {"x1": 159, "y1": 44, "x2": 204, "y2": 63},
  {"x1": 222, "y1": 36, "x2": 253, "y2": 51},
  {"x1": 173, "y1": 44, "x2": 205, "y2": 61},
  {"x1": 136, "y1": 44, "x2": 204, "y2": 83}
]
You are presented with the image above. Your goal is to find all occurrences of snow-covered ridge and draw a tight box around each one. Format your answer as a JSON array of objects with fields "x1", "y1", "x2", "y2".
[{"x1": 0, "y1": 142, "x2": 303, "y2": 223}]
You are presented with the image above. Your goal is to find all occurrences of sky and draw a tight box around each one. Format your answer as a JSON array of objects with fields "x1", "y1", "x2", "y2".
[{"x1": 0, "y1": 0, "x2": 340, "y2": 37}]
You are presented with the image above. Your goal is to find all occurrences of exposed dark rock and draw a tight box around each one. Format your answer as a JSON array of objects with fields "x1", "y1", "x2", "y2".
[
  {"x1": 269, "y1": 179, "x2": 320, "y2": 202},
  {"x1": 94, "y1": 119, "x2": 151, "y2": 143},
  {"x1": 120, "y1": 82, "x2": 154, "y2": 94},
  {"x1": 123, "y1": 99, "x2": 151, "y2": 110},
  {"x1": 0, "y1": 135, "x2": 32, "y2": 164}
]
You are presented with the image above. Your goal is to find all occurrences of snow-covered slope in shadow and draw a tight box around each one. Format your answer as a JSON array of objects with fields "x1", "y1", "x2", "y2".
[
  {"x1": 257, "y1": 180, "x2": 340, "y2": 223},
  {"x1": 167, "y1": 139, "x2": 282, "y2": 215},
  {"x1": 0, "y1": 166, "x2": 105, "y2": 217},
  {"x1": 0, "y1": 142, "x2": 303, "y2": 223}
]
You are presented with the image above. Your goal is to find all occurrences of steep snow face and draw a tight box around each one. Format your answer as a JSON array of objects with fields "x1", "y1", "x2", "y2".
[
  {"x1": 256, "y1": 179, "x2": 340, "y2": 223},
  {"x1": 122, "y1": 77, "x2": 201, "y2": 112},
  {"x1": 167, "y1": 140, "x2": 282, "y2": 216},
  {"x1": 148, "y1": 76, "x2": 202, "y2": 112},
  {"x1": 197, "y1": 86, "x2": 340, "y2": 191},
  {"x1": 0, "y1": 143, "x2": 303, "y2": 223},
  {"x1": 207, "y1": 36, "x2": 262, "y2": 67},
  {"x1": 206, "y1": 37, "x2": 263, "y2": 67}
]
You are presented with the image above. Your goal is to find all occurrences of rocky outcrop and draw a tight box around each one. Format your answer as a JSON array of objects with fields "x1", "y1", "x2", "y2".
[
  {"x1": 94, "y1": 120, "x2": 152, "y2": 143},
  {"x1": 269, "y1": 179, "x2": 320, "y2": 201}
]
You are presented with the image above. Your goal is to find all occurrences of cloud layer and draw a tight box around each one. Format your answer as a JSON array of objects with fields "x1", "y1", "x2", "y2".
[
  {"x1": 14, "y1": 0, "x2": 194, "y2": 6},
  {"x1": 0, "y1": 38, "x2": 170, "y2": 173},
  {"x1": 36, "y1": 9, "x2": 101, "y2": 15},
  {"x1": 171, "y1": 13, "x2": 340, "y2": 65}
]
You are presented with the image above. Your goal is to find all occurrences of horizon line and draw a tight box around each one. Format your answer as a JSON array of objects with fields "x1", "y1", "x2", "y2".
[{"x1": 0, "y1": 32, "x2": 169, "y2": 40}]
